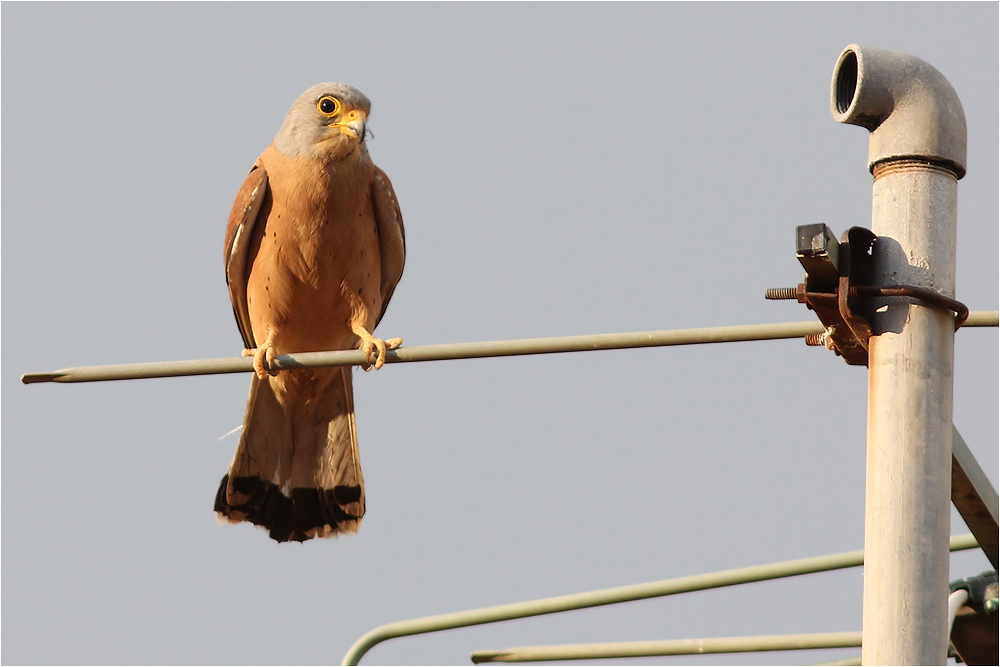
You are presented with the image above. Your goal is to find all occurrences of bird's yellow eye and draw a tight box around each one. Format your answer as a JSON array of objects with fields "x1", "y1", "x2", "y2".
[{"x1": 317, "y1": 96, "x2": 341, "y2": 117}]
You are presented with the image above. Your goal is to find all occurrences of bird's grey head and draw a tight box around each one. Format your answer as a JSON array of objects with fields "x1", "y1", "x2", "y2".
[{"x1": 273, "y1": 83, "x2": 372, "y2": 159}]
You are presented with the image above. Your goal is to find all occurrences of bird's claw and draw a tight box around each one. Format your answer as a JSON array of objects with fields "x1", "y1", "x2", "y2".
[
  {"x1": 242, "y1": 337, "x2": 278, "y2": 379},
  {"x1": 354, "y1": 327, "x2": 402, "y2": 370}
]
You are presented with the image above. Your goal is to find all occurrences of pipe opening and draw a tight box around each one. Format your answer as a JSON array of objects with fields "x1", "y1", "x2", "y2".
[{"x1": 835, "y1": 51, "x2": 858, "y2": 114}]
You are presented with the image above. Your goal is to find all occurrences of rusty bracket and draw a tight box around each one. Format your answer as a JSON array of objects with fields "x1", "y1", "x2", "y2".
[{"x1": 765, "y1": 223, "x2": 969, "y2": 366}]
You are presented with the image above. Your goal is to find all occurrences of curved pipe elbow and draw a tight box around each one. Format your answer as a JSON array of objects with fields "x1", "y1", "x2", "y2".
[{"x1": 831, "y1": 44, "x2": 967, "y2": 178}]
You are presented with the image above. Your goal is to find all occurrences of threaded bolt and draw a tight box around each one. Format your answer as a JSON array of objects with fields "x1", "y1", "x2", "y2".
[
  {"x1": 765, "y1": 287, "x2": 798, "y2": 300},
  {"x1": 804, "y1": 333, "x2": 826, "y2": 346}
]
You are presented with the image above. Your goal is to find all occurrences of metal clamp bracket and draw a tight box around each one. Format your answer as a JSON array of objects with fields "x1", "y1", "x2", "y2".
[{"x1": 766, "y1": 223, "x2": 969, "y2": 366}]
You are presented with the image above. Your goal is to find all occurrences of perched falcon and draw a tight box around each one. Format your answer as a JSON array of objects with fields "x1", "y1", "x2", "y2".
[{"x1": 215, "y1": 83, "x2": 405, "y2": 543}]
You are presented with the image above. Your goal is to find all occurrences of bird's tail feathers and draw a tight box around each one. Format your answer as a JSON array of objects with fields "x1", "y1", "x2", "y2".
[{"x1": 214, "y1": 368, "x2": 365, "y2": 542}]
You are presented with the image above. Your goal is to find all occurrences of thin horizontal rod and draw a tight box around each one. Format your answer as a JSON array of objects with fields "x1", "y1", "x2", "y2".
[
  {"x1": 470, "y1": 631, "x2": 862, "y2": 663},
  {"x1": 340, "y1": 534, "x2": 978, "y2": 665},
  {"x1": 19, "y1": 311, "x2": 1000, "y2": 384},
  {"x1": 962, "y1": 310, "x2": 999, "y2": 326},
  {"x1": 23, "y1": 320, "x2": 825, "y2": 384}
]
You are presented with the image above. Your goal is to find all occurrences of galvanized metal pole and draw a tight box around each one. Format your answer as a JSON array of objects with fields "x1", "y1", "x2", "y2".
[
  {"x1": 859, "y1": 162, "x2": 957, "y2": 665},
  {"x1": 831, "y1": 45, "x2": 967, "y2": 665}
]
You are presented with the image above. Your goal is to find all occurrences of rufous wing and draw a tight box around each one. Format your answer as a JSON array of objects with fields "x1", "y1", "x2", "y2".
[
  {"x1": 224, "y1": 165, "x2": 270, "y2": 350},
  {"x1": 371, "y1": 166, "x2": 405, "y2": 327}
]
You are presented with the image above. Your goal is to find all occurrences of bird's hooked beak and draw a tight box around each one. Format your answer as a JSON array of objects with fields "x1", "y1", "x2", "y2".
[{"x1": 335, "y1": 109, "x2": 367, "y2": 142}]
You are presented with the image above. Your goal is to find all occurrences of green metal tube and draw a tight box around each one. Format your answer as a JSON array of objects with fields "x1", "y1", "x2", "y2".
[
  {"x1": 962, "y1": 310, "x2": 998, "y2": 327},
  {"x1": 470, "y1": 631, "x2": 863, "y2": 662},
  {"x1": 22, "y1": 320, "x2": 826, "y2": 384},
  {"x1": 812, "y1": 657, "x2": 863, "y2": 666},
  {"x1": 19, "y1": 312, "x2": 1000, "y2": 384},
  {"x1": 340, "y1": 534, "x2": 978, "y2": 665}
]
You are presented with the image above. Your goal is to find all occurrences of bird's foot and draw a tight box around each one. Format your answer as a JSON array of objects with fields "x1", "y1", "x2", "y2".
[
  {"x1": 353, "y1": 326, "x2": 401, "y2": 370},
  {"x1": 242, "y1": 331, "x2": 278, "y2": 379}
]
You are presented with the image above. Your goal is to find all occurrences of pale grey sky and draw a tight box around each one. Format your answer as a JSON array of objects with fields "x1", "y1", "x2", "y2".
[{"x1": 4, "y1": 3, "x2": 997, "y2": 665}]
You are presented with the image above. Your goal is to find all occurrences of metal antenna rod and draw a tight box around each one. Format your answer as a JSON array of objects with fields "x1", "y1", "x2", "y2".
[
  {"x1": 22, "y1": 320, "x2": 828, "y2": 384},
  {"x1": 342, "y1": 535, "x2": 980, "y2": 665},
  {"x1": 19, "y1": 313, "x2": 1000, "y2": 385}
]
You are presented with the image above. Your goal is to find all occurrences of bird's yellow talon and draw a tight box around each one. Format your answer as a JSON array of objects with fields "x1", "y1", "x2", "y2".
[
  {"x1": 246, "y1": 332, "x2": 278, "y2": 379},
  {"x1": 353, "y1": 327, "x2": 400, "y2": 370}
]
